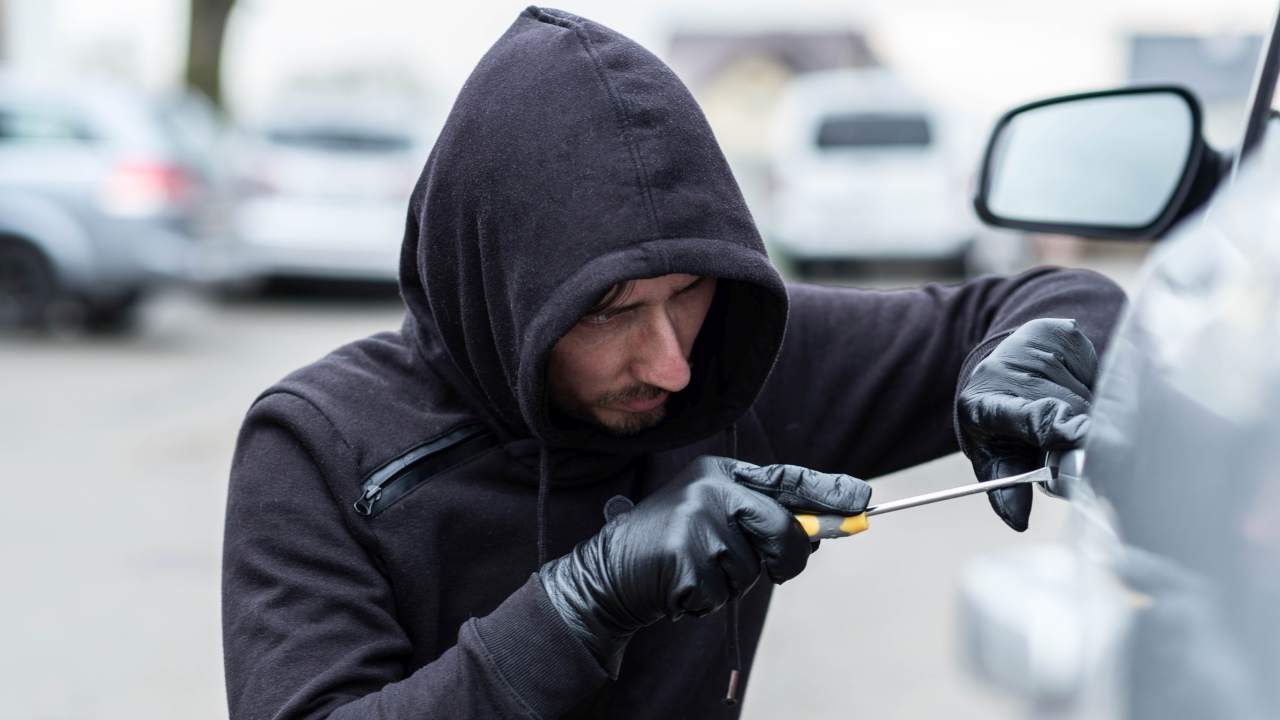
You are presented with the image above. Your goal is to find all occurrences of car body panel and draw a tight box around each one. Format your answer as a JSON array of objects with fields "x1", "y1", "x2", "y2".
[{"x1": 1083, "y1": 129, "x2": 1280, "y2": 718}]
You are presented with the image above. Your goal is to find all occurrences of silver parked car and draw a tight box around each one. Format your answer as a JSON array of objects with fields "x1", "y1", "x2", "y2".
[
  {"x1": 0, "y1": 74, "x2": 220, "y2": 331},
  {"x1": 204, "y1": 104, "x2": 432, "y2": 287},
  {"x1": 959, "y1": 8, "x2": 1280, "y2": 718}
]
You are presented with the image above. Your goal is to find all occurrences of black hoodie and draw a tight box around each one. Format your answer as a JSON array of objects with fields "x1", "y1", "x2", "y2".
[{"x1": 221, "y1": 7, "x2": 1126, "y2": 719}]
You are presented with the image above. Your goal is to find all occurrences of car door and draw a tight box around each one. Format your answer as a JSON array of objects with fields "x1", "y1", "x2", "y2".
[{"x1": 959, "y1": 5, "x2": 1280, "y2": 719}]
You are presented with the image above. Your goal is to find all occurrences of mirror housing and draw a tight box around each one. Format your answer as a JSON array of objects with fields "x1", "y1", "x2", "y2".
[{"x1": 974, "y1": 86, "x2": 1222, "y2": 240}]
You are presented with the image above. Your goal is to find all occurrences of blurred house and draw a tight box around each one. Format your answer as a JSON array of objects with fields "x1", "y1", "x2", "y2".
[{"x1": 668, "y1": 30, "x2": 876, "y2": 88}]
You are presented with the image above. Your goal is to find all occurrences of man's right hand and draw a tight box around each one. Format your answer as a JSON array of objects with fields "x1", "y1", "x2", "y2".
[{"x1": 539, "y1": 455, "x2": 872, "y2": 675}]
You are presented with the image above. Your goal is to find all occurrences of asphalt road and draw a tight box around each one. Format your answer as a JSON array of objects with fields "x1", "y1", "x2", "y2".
[{"x1": 0, "y1": 255, "x2": 1141, "y2": 718}]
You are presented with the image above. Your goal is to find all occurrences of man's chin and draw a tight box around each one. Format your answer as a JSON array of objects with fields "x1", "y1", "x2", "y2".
[{"x1": 595, "y1": 405, "x2": 667, "y2": 436}]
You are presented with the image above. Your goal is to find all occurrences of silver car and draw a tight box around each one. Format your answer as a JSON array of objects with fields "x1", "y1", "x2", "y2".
[
  {"x1": 960, "y1": 8, "x2": 1280, "y2": 718},
  {"x1": 0, "y1": 74, "x2": 220, "y2": 331},
  {"x1": 205, "y1": 106, "x2": 431, "y2": 287}
]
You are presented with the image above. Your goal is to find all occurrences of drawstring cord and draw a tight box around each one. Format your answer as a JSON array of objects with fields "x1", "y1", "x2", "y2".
[
  {"x1": 537, "y1": 446, "x2": 552, "y2": 566},
  {"x1": 723, "y1": 423, "x2": 742, "y2": 705},
  {"x1": 724, "y1": 603, "x2": 742, "y2": 704}
]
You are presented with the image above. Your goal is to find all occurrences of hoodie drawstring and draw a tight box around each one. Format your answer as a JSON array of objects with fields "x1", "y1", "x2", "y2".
[
  {"x1": 723, "y1": 423, "x2": 742, "y2": 705},
  {"x1": 537, "y1": 446, "x2": 552, "y2": 567}
]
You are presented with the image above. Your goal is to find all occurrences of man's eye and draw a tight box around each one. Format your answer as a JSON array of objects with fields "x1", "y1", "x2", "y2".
[{"x1": 581, "y1": 311, "x2": 614, "y2": 326}]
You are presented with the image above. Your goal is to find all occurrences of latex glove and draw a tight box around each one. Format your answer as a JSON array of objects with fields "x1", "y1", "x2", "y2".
[
  {"x1": 539, "y1": 455, "x2": 871, "y2": 675},
  {"x1": 957, "y1": 318, "x2": 1097, "y2": 531}
]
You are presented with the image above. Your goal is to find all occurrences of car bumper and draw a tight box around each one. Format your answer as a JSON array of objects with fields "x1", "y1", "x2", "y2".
[
  {"x1": 196, "y1": 242, "x2": 401, "y2": 283},
  {"x1": 200, "y1": 198, "x2": 404, "y2": 283}
]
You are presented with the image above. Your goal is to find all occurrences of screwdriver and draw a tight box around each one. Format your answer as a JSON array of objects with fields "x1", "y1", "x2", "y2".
[{"x1": 795, "y1": 449, "x2": 1079, "y2": 540}]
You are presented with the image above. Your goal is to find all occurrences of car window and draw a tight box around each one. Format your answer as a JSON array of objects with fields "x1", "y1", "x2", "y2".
[
  {"x1": 815, "y1": 113, "x2": 931, "y2": 149},
  {"x1": 264, "y1": 127, "x2": 413, "y2": 153},
  {"x1": 0, "y1": 106, "x2": 95, "y2": 144}
]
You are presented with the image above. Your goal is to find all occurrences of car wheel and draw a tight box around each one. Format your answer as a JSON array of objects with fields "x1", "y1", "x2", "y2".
[
  {"x1": 927, "y1": 239, "x2": 974, "y2": 279},
  {"x1": 942, "y1": 248, "x2": 971, "y2": 278},
  {"x1": 0, "y1": 238, "x2": 55, "y2": 329},
  {"x1": 80, "y1": 289, "x2": 143, "y2": 335},
  {"x1": 789, "y1": 258, "x2": 817, "y2": 280}
]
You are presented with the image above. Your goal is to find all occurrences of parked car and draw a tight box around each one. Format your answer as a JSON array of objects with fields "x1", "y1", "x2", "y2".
[
  {"x1": 204, "y1": 102, "x2": 432, "y2": 288},
  {"x1": 0, "y1": 73, "x2": 221, "y2": 331},
  {"x1": 958, "y1": 8, "x2": 1280, "y2": 718},
  {"x1": 768, "y1": 68, "x2": 978, "y2": 277}
]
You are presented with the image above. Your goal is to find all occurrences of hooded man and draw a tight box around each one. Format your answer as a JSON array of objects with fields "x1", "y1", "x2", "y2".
[{"x1": 221, "y1": 7, "x2": 1126, "y2": 719}]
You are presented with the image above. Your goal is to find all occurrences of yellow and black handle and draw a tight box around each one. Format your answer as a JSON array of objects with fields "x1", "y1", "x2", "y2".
[{"x1": 795, "y1": 512, "x2": 870, "y2": 539}]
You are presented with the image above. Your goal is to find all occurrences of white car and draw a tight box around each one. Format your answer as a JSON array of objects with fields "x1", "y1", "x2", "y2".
[
  {"x1": 769, "y1": 68, "x2": 976, "y2": 277},
  {"x1": 207, "y1": 105, "x2": 432, "y2": 286}
]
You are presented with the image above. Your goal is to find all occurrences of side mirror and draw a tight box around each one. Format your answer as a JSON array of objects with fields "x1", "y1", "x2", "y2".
[{"x1": 974, "y1": 86, "x2": 1211, "y2": 239}]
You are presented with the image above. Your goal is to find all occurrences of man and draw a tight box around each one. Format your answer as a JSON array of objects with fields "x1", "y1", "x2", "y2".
[{"x1": 221, "y1": 7, "x2": 1125, "y2": 719}]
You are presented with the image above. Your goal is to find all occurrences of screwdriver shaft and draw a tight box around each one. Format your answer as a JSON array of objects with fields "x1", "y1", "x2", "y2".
[{"x1": 865, "y1": 466, "x2": 1052, "y2": 517}]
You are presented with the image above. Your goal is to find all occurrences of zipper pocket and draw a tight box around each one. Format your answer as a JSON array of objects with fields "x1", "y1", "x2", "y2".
[{"x1": 354, "y1": 425, "x2": 495, "y2": 517}]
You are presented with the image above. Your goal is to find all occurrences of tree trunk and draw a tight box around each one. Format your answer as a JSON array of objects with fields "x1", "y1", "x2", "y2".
[
  {"x1": 185, "y1": 0, "x2": 236, "y2": 110},
  {"x1": 0, "y1": 0, "x2": 8, "y2": 61}
]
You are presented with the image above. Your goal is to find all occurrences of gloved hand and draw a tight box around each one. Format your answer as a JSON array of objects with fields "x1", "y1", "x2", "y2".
[
  {"x1": 539, "y1": 455, "x2": 871, "y2": 675},
  {"x1": 957, "y1": 318, "x2": 1098, "y2": 531}
]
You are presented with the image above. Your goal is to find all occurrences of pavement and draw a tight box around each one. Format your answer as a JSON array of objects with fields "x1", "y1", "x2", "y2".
[{"x1": 0, "y1": 252, "x2": 1144, "y2": 718}]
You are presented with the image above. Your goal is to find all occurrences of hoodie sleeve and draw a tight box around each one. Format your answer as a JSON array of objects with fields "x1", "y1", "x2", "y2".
[
  {"x1": 222, "y1": 393, "x2": 607, "y2": 720},
  {"x1": 753, "y1": 267, "x2": 1126, "y2": 479}
]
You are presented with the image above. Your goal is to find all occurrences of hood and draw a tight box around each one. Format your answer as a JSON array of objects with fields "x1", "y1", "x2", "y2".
[{"x1": 399, "y1": 6, "x2": 788, "y2": 457}]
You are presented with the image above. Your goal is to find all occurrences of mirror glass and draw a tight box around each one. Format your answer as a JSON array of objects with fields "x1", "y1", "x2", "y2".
[{"x1": 985, "y1": 92, "x2": 1195, "y2": 229}]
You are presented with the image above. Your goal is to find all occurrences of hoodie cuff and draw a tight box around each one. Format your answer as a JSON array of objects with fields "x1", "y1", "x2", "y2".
[{"x1": 470, "y1": 573, "x2": 609, "y2": 717}]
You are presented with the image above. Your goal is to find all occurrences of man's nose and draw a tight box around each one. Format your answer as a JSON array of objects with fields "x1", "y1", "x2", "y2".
[{"x1": 631, "y1": 311, "x2": 691, "y2": 393}]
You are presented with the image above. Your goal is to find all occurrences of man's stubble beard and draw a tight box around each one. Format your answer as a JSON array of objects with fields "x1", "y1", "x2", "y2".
[
  {"x1": 598, "y1": 403, "x2": 666, "y2": 436},
  {"x1": 582, "y1": 383, "x2": 669, "y2": 436}
]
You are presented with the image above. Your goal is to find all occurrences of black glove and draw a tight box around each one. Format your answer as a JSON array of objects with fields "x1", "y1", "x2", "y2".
[
  {"x1": 957, "y1": 318, "x2": 1098, "y2": 531},
  {"x1": 539, "y1": 455, "x2": 872, "y2": 675}
]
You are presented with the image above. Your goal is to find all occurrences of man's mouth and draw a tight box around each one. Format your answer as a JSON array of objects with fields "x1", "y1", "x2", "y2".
[{"x1": 615, "y1": 391, "x2": 668, "y2": 413}]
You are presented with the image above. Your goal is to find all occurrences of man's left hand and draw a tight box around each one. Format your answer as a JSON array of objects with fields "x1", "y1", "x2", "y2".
[{"x1": 957, "y1": 318, "x2": 1099, "y2": 531}]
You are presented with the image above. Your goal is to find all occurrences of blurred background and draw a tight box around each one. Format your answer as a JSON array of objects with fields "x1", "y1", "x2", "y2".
[{"x1": 0, "y1": 0, "x2": 1274, "y2": 717}]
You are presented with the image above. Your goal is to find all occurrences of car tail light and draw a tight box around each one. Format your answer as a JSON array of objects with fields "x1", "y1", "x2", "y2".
[{"x1": 100, "y1": 160, "x2": 196, "y2": 216}]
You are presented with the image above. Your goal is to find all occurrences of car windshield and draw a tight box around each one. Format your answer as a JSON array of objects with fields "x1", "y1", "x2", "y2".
[
  {"x1": 815, "y1": 113, "x2": 931, "y2": 149},
  {"x1": 264, "y1": 127, "x2": 413, "y2": 153}
]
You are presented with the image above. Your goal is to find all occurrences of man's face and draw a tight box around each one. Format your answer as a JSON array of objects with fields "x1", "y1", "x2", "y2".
[{"x1": 548, "y1": 273, "x2": 717, "y2": 436}]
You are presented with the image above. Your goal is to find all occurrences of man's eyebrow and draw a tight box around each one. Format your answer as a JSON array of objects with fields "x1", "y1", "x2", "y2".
[{"x1": 595, "y1": 277, "x2": 706, "y2": 316}]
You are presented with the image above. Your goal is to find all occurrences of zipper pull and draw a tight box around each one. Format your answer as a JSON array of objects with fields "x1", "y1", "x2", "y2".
[{"x1": 353, "y1": 486, "x2": 383, "y2": 516}]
